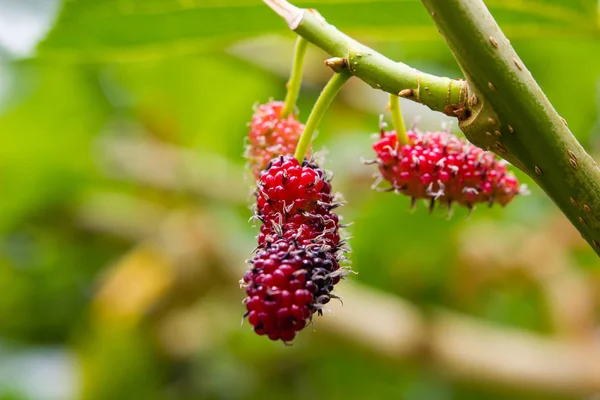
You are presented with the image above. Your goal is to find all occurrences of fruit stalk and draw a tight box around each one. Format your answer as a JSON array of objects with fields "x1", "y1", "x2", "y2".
[
  {"x1": 281, "y1": 36, "x2": 308, "y2": 118},
  {"x1": 294, "y1": 71, "x2": 351, "y2": 162},
  {"x1": 388, "y1": 94, "x2": 408, "y2": 146}
]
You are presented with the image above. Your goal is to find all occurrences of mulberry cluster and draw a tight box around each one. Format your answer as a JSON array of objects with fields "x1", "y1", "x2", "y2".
[
  {"x1": 371, "y1": 129, "x2": 525, "y2": 211},
  {"x1": 245, "y1": 101, "x2": 306, "y2": 179},
  {"x1": 242, "y1": 156, "x2": 347, "y2": 342}
]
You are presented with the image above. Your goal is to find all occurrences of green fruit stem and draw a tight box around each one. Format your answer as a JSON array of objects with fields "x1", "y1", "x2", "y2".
[
  {"x1": 389, "y1": 94, "x2": 408, "y2": 145},
  {"x1": 294, "y1": 71, "x2": 351, "y2": 162},
  {"x1": 282, "y1": 36, "x2": 308, "y2": 118}
]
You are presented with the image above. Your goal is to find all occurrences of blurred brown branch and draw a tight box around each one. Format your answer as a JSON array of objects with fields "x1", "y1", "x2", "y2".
[
  {"x1": 457, "y1": 216, "x2": 597, "y2": 342},
  {"x1": 96, "y1": 135, "x2": 248, "y2": 203},
  {"x1": 78, "y1": 187, "x2": 600, "y2": 396}
]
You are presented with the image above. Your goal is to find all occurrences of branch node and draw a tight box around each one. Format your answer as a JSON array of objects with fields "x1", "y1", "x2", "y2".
[
  {"x1": 444, "y1": 104, "x2": 470, "y2": 121},
  {"x1": 324, "y1": 57, "x2": 348, "y2": 73},
  {"x1": 398, "y1": 89, "x2": 414, "y2": 98}
]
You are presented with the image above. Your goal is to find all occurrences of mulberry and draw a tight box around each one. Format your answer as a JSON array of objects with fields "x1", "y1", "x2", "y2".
[
  {"x1": 243, "y1": 155, "x2": 349, "y2": 343},
  {"x1": 246, "y1": 101, "x2": 306, "y2": 178},
  {"x1": 242, "y1": 239, "x2": 343, "y2": 342},
  {"x1": 255, "y1": 156, "x2": 333, "y2": 220},
  {"x1": 371, "y1": 130, "x2": 524, "y2": 210}
]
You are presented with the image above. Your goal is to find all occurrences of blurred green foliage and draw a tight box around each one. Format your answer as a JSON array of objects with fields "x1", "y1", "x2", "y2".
[{"x1": 0, "y1": 0, "x2": 599, "y2": 399}]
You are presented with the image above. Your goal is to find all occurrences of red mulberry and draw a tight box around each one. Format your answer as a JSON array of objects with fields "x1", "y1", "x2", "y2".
[
  {"x1": 242, "y1": 239, "x2": 343, "y2": 342},
  {"x1": 255, "y1": 156, "x2": 334, "y2": 221},
  {"x1": 371, "y1": 129, "x2": 524, "y2": 210},
  {"x1": 255, "y1": 156, "x2": 341, "y2": 250},
  {"x1": 246, "y1": 101, "x2": 306, "y2": 178},
  {"x1": 258, "y1": 210, "x2": 340, "y2": 249}
]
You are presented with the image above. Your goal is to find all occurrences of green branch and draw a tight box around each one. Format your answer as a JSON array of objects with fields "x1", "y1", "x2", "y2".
[
  {"x1": 421, "y1": 0, "x2": 600, "y2": 255},
  {"x1": 263, "y1": 0, "x2": 467, "y2": 116}
]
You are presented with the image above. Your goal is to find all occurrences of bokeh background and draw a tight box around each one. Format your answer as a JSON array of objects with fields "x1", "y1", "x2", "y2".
[{"x1": 1, "y1": 0, "x2": 600, "y2": 399}]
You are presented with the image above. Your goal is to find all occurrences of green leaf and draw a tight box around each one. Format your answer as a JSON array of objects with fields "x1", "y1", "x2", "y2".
[
  {"x1": 36, "y1": 0, "x2": 599, "y2": 62},
  {"x1": 0, "y1": 65, "x2": 108, "y2": 233}
]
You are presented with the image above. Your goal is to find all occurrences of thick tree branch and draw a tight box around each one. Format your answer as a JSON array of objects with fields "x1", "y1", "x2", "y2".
[{"x1": 421, "y1": 0, "x2": 600, "y2": 255}]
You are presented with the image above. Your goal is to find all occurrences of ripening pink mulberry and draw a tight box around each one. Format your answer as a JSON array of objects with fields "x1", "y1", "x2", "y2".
[
  {"x1": 245, "y1": 101, "x2": 306, "y2": 178},
  {"x1": 371, "y1": 130, "x2": 525, "y2": 210}
]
